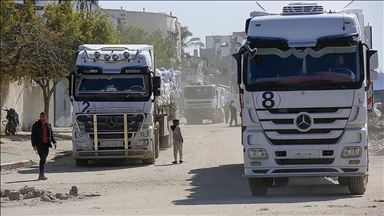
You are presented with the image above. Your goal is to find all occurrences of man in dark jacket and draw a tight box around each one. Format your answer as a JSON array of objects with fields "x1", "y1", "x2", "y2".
[
  {"x1": 229, "y1": 101, "x2": 238, "y2": 127},
  {"x1": 31, "y1": 112, "x2": 57, "y2": 180}
]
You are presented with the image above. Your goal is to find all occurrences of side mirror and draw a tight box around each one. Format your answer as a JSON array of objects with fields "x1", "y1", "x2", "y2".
[
  {"x1": 365, "y1": 49, "x2": 378, "y2": 91},
  {"x1": 153, "y1": 76, "x2": 161, "y2": 96}
]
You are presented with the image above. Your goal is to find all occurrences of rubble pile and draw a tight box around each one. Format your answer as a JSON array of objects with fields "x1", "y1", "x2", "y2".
[
  {"x1": 368, "y1": 102, "x2": 384, "y2": 155},
  {"x1": 0, "y1": 185, "x2": 99, "y2": 203}
]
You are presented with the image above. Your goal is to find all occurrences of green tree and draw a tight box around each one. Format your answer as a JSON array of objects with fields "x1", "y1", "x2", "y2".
[
  {"x1": 0, "y1": 0, "x2": 45, "y2": 78},
  {"x1": 180, "y1": 26, "x2": 204, "y2": 55},
  {"x1": 117, "y1": 25, "x2": 177, "y2": 69},
  {"x1": 1, "y1": 0, "x2": 121, "y2": 117}
]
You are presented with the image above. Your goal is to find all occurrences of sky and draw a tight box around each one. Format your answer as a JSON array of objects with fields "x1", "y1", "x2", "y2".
[{"x1": 99, "y1": 1, "x2": 383, "y2": 72}]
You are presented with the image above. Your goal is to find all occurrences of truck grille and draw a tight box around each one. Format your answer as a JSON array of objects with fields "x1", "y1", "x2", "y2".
[
  {"x1": 76, "y1": 113, "x2": 144, "y2": 134},
  {"x1": 89, "y1": 133, "x2": 134, "y2": 140},
  {"x1": 257, "y1": 107, "x2": 350, "y2": 145},
  {"x1": 186, "y1": 101, "x2": 212, "y2": 109}
]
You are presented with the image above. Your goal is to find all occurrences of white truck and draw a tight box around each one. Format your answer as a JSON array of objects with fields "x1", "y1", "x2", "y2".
[
  {"x1": 67, "y1": 44, "x2": 177, "y2": 166},
  {"x1": 183, "y1": 84, "x2": 227, "y2": 124},
  {"x1": 232, "y1": 3, "x2": 379, "y2": 195}
]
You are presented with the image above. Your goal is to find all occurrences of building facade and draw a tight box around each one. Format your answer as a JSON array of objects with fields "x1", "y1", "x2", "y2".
[
  {"x1": 104, "y1": 8, "x2": 182, "y2": 58},
  {"x1": 199, "y1": 32, "x2": 246, "y2": 85}
]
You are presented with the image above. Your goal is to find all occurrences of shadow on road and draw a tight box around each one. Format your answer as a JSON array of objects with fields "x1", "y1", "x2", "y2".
[
  {"x1": 16, "y1": 155, "x2": 152, "y2": 175},
  {"x1": 5, "y1": 179, "x2": 40, "y2": 184},
  {"x1": 173, "y1": 163, "x2": 359, "y2": 205}
]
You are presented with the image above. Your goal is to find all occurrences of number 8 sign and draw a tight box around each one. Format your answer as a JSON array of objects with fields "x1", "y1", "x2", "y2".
[{"x1": 256, "y1": 91, "x2": 281, "y2": 109}]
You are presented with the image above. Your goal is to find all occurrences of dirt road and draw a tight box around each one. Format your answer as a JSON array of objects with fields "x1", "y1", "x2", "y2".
[{"x1": 1, "y1": 121, "x2": 383, "y2": 215}]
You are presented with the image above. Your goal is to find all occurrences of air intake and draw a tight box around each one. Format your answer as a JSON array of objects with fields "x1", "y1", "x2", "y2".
[{"x1": 282, "y1": 3, "x2": 324, "y2": 15}]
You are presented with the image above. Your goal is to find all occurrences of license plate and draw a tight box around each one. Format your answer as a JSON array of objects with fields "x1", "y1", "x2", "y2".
[
  {"x1": 289, "y1": 149, "x2": 320, "y2": 159},
  {"x1": 100, "y1": 141, "x2": 123, "y2": 147}
]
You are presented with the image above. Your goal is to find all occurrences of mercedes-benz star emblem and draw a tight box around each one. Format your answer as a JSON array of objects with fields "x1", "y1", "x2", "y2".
[
  {"x1": 294, "y1": 113, "x2": 312, "y2": 132},
  {"x1": 105, "y1": 116, "x2": 118, "y2": 128}
]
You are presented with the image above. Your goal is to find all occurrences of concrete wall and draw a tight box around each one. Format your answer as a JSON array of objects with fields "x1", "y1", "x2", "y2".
[
  {"x1": 54, "y1": 80, "x2": 72, "y2": 127},
  {"x1": 1, "y1": 79, "x2": 54, "y2": 133}
]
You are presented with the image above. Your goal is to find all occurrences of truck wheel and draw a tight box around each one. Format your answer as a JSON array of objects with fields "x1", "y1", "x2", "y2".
[
  {"x1": 338, "y1": 177, "x2": 348, "y2": 186},
  {"x1": 75, "y1": 159, "x2": 88, "y2": 166},
  {"x1": 5, "y1": 127, "x2": 11, "y2": 135},
  {"x1": 248, "y1": 178, "x2": 269, "y2": 196},
  {"x1": 274, "y1": 177, "x2": 289, "y2": 187},
  {"x1": 348, "y1": 176, "x2": 368, "y2": 195}
]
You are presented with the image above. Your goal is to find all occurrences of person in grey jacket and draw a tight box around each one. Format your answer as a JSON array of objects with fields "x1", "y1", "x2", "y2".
[{"x1": 170, "y1": 119, "x2": 183, "y2": 164}]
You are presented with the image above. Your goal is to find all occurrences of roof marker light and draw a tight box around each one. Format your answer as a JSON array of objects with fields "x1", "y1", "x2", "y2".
[
  {"x1": 123, "y1": 51, "x2": 130, "y2": 59},
  {"x1": 112, "y1": 54, "x2": 119, "y2": 61},
  {"x1": 104, "y1": 54, "x2": 111, "y2": 61},
  {"x1": 94, "y1": 52, "x2": 101, "y2": 58}
]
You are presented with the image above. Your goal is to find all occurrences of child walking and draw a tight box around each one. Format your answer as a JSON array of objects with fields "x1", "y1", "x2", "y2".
[{"x1": 171, "y1": 119, "x2": 184, "y2": 164}]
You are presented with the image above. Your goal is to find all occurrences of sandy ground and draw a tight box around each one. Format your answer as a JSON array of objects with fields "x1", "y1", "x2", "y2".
[{"x1": 1, "y1": 120, "x2": 383, "y2": 216}]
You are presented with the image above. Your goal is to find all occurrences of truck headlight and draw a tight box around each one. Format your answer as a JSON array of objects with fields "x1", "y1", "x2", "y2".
[
  {"x1": 136, "y1": 139, "x2": 149, "y2": 146},
  {"x1": 75, "y1": 140, "x2": 88, "y2": 148},
  {"x1": 341, "y1": 147, "x2": 361, "y2": 158},
  {"x1": 248, "y1": 148, "x2": 268, "y2": 159}
]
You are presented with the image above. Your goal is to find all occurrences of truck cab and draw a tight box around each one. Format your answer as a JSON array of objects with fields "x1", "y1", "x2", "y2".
[
  {"x1": 183, "y1": 84, "x2": 225, "y2": 124},
  {"x1": 67, "y1": 44, "x2": 165, "y2": 166},
  {"x1": 232, "y1": 3, "x2": 379, "y2": 196}
]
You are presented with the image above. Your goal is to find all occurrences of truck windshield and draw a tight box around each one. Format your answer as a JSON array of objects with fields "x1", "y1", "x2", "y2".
[
  {"x1": 75, "y1": 74, "x2": 149, "y2": 98},
  {"x1": 184, "y1": 86, "x2": 214, "y2": 99},
  {"x1": 245, "y1": 45, "x2": 361, "y2": 90}
]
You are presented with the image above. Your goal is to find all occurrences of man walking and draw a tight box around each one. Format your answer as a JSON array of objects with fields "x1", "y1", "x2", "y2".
[
  {"x1": 170, "y1": 119, "x2": 183, "y2": 164},
  {"x1": 31, "y1": 112, "x2": 57, "y2": 180},
  {"x1": 229, "y1": 101, "x2": 239, "y2": 127}
]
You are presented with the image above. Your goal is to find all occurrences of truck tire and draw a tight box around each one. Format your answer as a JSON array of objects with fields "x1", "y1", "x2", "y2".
[
  {"x1": 274, "y1": 177, "x2": 289, "y2": 187},
  {"x1": 75, "y1": 159, "x2": 88, "y2": 166},
  {"x1": 248, "y1": 178, "x2": 269, "y2": 196},
  {"x1": 338, "y1": 177, "x2": 348, "y2": 186},
  {"x1": 266, "y1": 178, "x2": 273, "y2": 187},
  {"x1": 348, "y1": 176, "x2": 368, "y2": 195}
]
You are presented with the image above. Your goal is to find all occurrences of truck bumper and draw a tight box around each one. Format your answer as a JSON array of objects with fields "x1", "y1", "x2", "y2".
[
  {"x1": 243, "y1": 128, "x2": 368, "y2": 178},
  {"x1": 74, "y1": 149, "x2": 154, "y2": 160}
]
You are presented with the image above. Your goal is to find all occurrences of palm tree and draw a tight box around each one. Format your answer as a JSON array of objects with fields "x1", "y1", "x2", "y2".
[{"x1": 181, "y1": 26, "x2": 205, "y2": 55}]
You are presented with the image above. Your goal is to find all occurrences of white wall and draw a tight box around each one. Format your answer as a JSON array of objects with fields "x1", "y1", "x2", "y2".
[{"x1": 1, "y1": 80, "x2": 54, "y2": 133}]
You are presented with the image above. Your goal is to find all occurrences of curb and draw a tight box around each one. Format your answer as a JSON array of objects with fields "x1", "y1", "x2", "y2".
[
  {"x1": 0, "y1": 160, "x2": 38, "y2": 171},
  {"x1": 1, "y1": 152, "x2": 73, "y2": 171}
]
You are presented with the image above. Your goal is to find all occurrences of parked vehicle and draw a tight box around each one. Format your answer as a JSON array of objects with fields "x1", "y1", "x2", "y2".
[
  {"x1": 232, "y1": 2, "x2": 379, "y2": 196},
  {"x1": 66, "y1": 44, "x2": 180, "y2": 166},
  {"x1": 2, "y1": 107, "x2": 20, "y2": 135}
]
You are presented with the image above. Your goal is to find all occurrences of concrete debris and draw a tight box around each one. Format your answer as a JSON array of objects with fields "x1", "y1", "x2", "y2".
[
  {"x1": 41, "y1": 194, "x2": 52, "y2": 202},
  {"x1": 24, "y1": 192, "x2": 35, "y2": 200},
  {"x1": 69, "y1": 186, "x2": 78, "y2": 196},
  {"x1": 1, "y1": 186, "x2": 99, "y2": 203},
  {"x1": 9, "y1": 191, "x2": 20, "y2": 201},
  {"x1": 3, "y1": 189, "x2": 10, "y2": 197}
]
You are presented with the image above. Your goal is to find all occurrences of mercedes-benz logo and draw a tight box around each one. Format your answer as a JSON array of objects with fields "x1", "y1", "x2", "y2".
[
  {"x1": 105, "y1": 116, "x2": 118, "y2": 128},
  {"x1": 294, "y1": 112, "x2": 313, "y2": 132}
]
